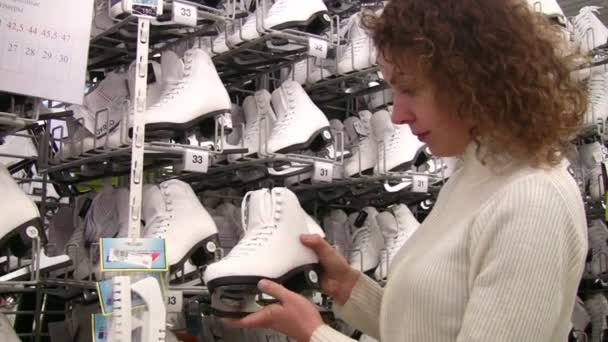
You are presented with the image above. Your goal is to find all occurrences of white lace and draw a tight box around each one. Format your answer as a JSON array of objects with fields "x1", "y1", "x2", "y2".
[
  {"x1": 150, "y1": 54, "x2": 193, "y2": 107},
  {"x1": 350, "y1": 227, "x2": 370, "y2": 252},
  {"x1": 226, "y1": 189, "x2": 280, "y2": 258},
  {"x1": 244, "y1": 116, "x2": 259, "y2": 143},
  {"x1": 386, "y1": 229, "x2": 407, "y2": 255},
  {"x1": 270, "y1": 88, "x2": 295, "y2": 135},
  {"x1": 146, "y1": 216, "x2": 170, "y2": 238},
  {"x1": 145, "y1": 188, "x2": 173, "y2": 238}
]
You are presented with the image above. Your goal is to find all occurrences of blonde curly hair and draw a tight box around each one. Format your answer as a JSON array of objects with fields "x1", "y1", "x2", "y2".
[{"x1": 364, "y1": 0, "x2": 587, "y2": 167}]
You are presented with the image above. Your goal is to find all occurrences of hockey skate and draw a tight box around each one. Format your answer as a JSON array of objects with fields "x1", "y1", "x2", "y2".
[{"x1": 203, "y1": 187, "x2": 324, "y2": 317}]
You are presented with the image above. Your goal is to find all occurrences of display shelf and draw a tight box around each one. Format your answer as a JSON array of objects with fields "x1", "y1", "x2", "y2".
[{"x1": 0, "y1": 112, "x2": 38, "y2": 139}]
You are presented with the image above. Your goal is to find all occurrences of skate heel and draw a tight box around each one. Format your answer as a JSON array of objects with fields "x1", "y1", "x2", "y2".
[
  {"x1": 189, "y1": 234, "x2": 219, "y2": 268},
  {"x1": 309, "y1": 128, "x2": 333, "y2": 152},
  {"x1": 5, "y1": 218, "x2": 45, "y2": 258},
  {"x1": 307, "y1": 11, "x2": 332, "y2": 35},
  {"x1": 282, "y1": 264, "x2": 321, "y2": 292}
]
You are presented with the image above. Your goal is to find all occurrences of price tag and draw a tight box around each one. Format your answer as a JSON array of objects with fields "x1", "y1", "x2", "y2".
[
  {"x1": 412, "y1": 175, "x2": 429, "y2": 193},
  {"x1": 183, "y1": 149, "x2": 209, "y2": 173},
  {"x1": 313, "y1": 161, "x2": 333, "y2": 183},
  {"x1": 308, "y1": 37, "x2": 328, "y2": 59},
  {"x1": 166, "y1": 290, "x2": 183, "y2": 312},
  {"x1": 172, "y1": 1, "x2": 198, "y2": 27}
]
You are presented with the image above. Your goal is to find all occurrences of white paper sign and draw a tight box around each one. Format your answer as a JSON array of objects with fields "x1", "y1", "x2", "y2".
[
  {"x1": 308, "y1": 37, "x2": 328, "y2": 59},
  {"x1": 412, "y1": 175, "x2": 429, "y2": 193},
  {"x1": 0, "y1": 0, "x2": 94, "y2": 104},
  {"x1": 183, "y1": 149, "x2": 209, "y2": 173},
  {"x1": 313, "y1": 161, "x2": 333, "y2": 183},
  {"x1": 166, "y1": 290, "x2": 183, "y2": 312},
  {"x1": 172, "y1": 1, "x2": 197, "y2": 27}
]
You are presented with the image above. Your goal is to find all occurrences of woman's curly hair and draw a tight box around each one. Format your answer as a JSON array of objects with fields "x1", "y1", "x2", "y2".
[{"x1": 364, "y1": 0, "x2": 587, "y2": 167}]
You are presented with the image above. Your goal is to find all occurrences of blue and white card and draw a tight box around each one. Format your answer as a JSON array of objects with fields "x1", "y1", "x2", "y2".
[
  {"x1": 100, "y1": 238, "x2": 168, "y2": 271},
  {"x1": 92, "y1": 313, "x2": 108, "y2": 342}
]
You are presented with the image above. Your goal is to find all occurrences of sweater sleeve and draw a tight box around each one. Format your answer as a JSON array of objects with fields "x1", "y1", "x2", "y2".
[
  {"x1": 331, "y1": 274, "x2": 384, "y2": 339},
  {"x1": 310, "y1": 325, "x2": 358, "y2": 342},
  {"x1": 456, "y1": 175, "x2": 587, "y2": 342}
]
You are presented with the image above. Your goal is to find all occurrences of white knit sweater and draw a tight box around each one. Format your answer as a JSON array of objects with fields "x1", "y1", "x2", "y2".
[{"x1": 312, "y1": 145, "x2": 588, "y2": 342}]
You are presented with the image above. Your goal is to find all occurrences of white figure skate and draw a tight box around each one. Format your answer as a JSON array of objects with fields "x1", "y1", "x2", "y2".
[
  {"x1": 142, "y1": 180, "x2": 219, "y2": 271},
  {"x1": 374, "y1": 205, "x2": 419, "y2": 280},
  {"x1": 141, "y1": 48, "x2": 231, "y2": 139},
  {"x1": 0, "y1": 163, "x2": 44, "y2": 258},
  {"x1": 343, "y1": 111, "x2": 377, "y2": 177},
  {"x1": 228, "y1": 90, "x2": 277, "y2": 162},
  {"x1": 347, "y1": 207, "x2": 384, "y2": 273},
  {"x1": 373, "y1": 109, "x2": 424, "y2": 174},
  {"x1": 322, "y1": 209, "x2": 349, "y2": 257},
  {"x1": 203, "y1": 187, "x2": 324, "y2": 317},
  {"x1": 228, "y1": 0, "x2": 330, "y2": 46},
  {"x1": 266, "y1": 81, "x2": 332, "y2": 154}
]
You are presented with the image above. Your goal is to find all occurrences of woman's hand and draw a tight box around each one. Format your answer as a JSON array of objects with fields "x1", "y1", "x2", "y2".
[
  {"x1": 225, "y1": 280, "x2": 324, "y2": 342},
  {"x1": 300, "y1": 234, "x2": 360, "y2": 305}
]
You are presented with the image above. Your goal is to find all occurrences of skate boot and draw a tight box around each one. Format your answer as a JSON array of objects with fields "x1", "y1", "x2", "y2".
[
  {"x1": 343, "y1": 111, "x2": 377, "y2": 177},
  {"x1": 374, "y1": 205, "x2": 419, "y2": 281},
  {"x1": 141, "y1": 48, "x2": 231, "y2": 139},
  {"x1": 335, "y1": 12, "x2": 376, "y2": 74},
  {"x1": 281, "y1": 59, "x2": 333, "y2": 85},
  {"x1": 266, "y1": 81, "x2": 332, "y2": 154},
  {"x1": 143, "y1": 180, "x2": 219, "y2": 271},
  {"x1": 372, "y1": 109, "x2": 424, "y2": 174},
  {"x1": 203, "y1": 187, "x2": 325, "y2": 317},
  {"x1": 347, "y1": 207, "x2": 383, "y2": 274},
  {"x1": 0, "y1": 164, "x2": 44, "y2": 258},
  {"x1": 584, "y1": 293, "x2": 608, "y2": 342},
  {"x1": 526, "y1": 0, "x2": 564, "y2": 18},
  {"x1": 228, "y1": 0, "x2": 330, "y2": 46},
  {"x1": 573, "y1": 6, "x2": 608, "y2": 54},
  {"x1": 322, "y1": 209, "x2": 349, "y2": 257},
  {"x1": 228, "y1": 90, "x2": 277, "y2": 162}
]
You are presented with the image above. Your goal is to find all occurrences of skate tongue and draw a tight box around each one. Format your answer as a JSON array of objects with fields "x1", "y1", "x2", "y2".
[
  {"x1": 161, "y1": 50, "x2": 185, "y2": 86},
  {"x1": 376, "y1": 211, "x2": 398, "y2": 237},
  {"x1": 245, "y1": 189, "x2": 274, "y2": 229}
]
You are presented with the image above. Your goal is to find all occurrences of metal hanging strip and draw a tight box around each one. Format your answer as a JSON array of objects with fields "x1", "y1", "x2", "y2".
[{"x1": 127, "y1": 18, "x2": 151, "y2": 240}]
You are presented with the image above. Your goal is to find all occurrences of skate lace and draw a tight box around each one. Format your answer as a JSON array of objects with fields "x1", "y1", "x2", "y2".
[
  {"x1": 351, "y1": 226, "x2": 370, "y2": 251},
  {"x1": 153, "y1": 55, "x2": 194, "y2": 106},
  {"x1": 146, "y1": 189, "x2": 173, "y2": 238},
  {"x1": 227, "y1": 189, "x2": 280, "y2": 258},
  {"x1": 574, "y1": 7, "x2": 603, "y2": 32},
  {"x1": 244, "y1": 116, "x2": 259, "y2": 143},
  {"x1": 385, "y1": 229, "x2": 407, "y2": 255},
  {"x1": 272, "y1": 88, "x2": 296, "y2": 134}
]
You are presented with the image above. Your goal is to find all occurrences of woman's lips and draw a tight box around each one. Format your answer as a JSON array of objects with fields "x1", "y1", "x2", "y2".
[{"x1": 415, "y1": 131, "x2": 430, "y2": 142}]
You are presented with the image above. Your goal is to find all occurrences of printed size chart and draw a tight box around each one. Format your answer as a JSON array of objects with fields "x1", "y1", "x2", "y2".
[{"x1": 0, "y1": 0, "x2": 94, "y2": 104}]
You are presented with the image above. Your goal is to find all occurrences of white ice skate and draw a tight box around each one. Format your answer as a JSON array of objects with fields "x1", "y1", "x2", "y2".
[
  {"x1": 142, "y1": 180, "x2": 219, "y2": 271},
  {"x1": 203, "y1": 187, "x2": 324, "y2": 317}
]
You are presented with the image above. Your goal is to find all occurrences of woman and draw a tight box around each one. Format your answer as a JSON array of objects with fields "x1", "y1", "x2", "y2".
[{"x1": 228, "y1": 0, "x2": 589, "y2": 341}]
